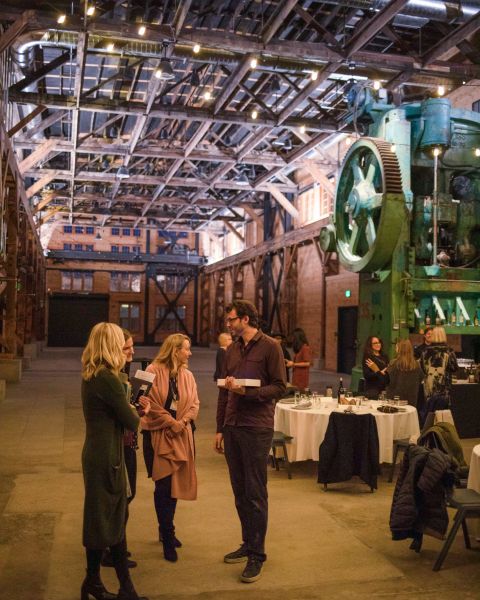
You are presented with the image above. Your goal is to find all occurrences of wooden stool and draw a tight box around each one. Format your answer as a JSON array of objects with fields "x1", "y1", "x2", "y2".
[{"x1": 271, "y1": 431, "x2": 294, "y2": 479}]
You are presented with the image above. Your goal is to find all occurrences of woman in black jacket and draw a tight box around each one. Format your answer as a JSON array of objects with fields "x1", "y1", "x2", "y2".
[{"x1": 362, "y1": 336, "x2": 389, "y2": 399}]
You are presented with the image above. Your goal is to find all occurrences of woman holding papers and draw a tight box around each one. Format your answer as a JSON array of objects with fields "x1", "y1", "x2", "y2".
[
  {"x1": 81, "y1": 322, "x2": 150, "y2": 600},
  {"x1": 141, "y1": 333, "x2": 200, "y2": 562}
]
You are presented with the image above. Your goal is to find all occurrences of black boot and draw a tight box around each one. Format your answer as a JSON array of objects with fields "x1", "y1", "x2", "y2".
[
  {"x1": 158, "y1": 526, "x2": 182, "y2": 548},
  {"x1": 117, "y1": 577, "x2": 149, "y2": 600},
  {"x1": 80, "y1": 572, "x2": 116, "y2": 600},
  {"x1": 112, "y1": 549, "x2": 148, "y2": 599},
  {"x1": 162, "y1": 532, "x2": 178, "y2": 562}
]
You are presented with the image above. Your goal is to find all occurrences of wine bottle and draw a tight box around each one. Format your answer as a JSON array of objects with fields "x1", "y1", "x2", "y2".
[
  {"x1": 451, "y1": 311, "x2": 456, "y2": 325},
  {"x1": 425, "y1": 310, "x2": 431, "y2": 326},
  {"x1": 337, "y1": 377, "x2": 345, "y2": 403},
  {"x1": 474, "y1": 311, "x2": 479, "y2": 327}
]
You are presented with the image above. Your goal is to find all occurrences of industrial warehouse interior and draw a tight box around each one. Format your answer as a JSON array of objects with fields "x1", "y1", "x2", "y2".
[{"x1": 2, "y1": 1, "x2": 480, "y2": 599}]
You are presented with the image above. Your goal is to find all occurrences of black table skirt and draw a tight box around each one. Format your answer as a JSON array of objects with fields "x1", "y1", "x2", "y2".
[{"x1": 450, "y1": 383, "x2": 480, "y2": 439}]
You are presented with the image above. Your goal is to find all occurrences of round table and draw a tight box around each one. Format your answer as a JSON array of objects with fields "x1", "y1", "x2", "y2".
[
  {"x1": 274, "y1": 400, "x2": 420, "y2": 463},
  {"x1": 467, "y1": 444, "x2": 480, "y2": 494}
]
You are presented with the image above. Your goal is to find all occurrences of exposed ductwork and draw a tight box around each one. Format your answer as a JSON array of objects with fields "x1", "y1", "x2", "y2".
[{"x1": 321, "y1": 0, "x2": 480, "y2": 23}]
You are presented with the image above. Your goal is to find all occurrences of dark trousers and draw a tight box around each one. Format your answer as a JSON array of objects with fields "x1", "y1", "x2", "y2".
[
  {"x1": 223, "y1": 425, "x2": 273, "y2": 562},
  {"x1": 154, "y1": 474, "x2": 177, "y2": 540}
]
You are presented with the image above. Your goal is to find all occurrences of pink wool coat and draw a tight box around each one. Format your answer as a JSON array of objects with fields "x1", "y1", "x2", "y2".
[{"x1": 140, "y1": 363, "x2": 199, "y2": 500}]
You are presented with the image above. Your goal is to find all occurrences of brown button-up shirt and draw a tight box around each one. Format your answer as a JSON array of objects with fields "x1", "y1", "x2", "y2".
[{"x1": 216, "y1": 331, "x2": 287, "y2": 432}]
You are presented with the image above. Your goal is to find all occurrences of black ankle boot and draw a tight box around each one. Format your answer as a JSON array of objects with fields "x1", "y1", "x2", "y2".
[
  {"x1": 158, "y1": 526, "x2": 182, "y2": 548},
  {"x1": 162, "y1": 534, "x2": 178, "y2": 562},
  {"x1": 117, "y1": 577, "x2": 149, "y2": 600},
  {"x1": 80, "y1": 572, "x2": 116, "y2": 600}
]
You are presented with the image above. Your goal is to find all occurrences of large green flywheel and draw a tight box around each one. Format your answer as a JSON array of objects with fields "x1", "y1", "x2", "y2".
[{"x1": 333, "y1": 137, "x2": 406, "y2": 273}]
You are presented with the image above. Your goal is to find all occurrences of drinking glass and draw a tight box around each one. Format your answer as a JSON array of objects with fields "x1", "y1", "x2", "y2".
[
  {"x1": 294, "y1": 391, "x2": 300, "y2": 405},
  {"x1": 393, "y1": 395, "x2": 400, "y2": 406},
  {"x1": 345, "y1": 391, "x2": 353, "y2": 404},
  {"x1": 325, "y1": 386, "x2": 333, "y2": 397}
]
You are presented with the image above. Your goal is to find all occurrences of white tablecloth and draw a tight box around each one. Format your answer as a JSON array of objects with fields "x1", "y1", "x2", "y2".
[
  {"x1": 467, "y1": 444, "x2": 480, "y2": 494},
  {"x1": 274, "y1": 400, "x2": 420, "y2": 463}
]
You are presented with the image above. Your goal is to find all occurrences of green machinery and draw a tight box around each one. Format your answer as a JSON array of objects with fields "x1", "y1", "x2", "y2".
[{"x1": 320, "y1": 87, "x2": 480, "y2": 389}]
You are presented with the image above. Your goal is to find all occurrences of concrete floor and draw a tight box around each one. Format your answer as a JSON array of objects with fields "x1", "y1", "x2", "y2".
[{"x1": 1, "y1": 346, "x2": 480, "y2": 600}]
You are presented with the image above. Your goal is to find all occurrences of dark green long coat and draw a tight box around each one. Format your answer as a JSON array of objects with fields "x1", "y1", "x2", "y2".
[{"x1": 81, "y1": 367, "x2": 139, "y2": 549}]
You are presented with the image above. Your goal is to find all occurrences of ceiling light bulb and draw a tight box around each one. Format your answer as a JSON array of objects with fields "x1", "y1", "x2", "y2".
[
  {"x1": 433, "y1": 147, "x2": 441, "y2": 157},
  {"x1": 390, "y1": 143, "x2": 396, "y2": 153},
  {"x1": 311, "y1": 70, "x2": 318, "y2": 81},
  {"x1": 345, "y1": 136, "x2": 352, "y2": 147},
  {"x1": 193, "y1": 43, "x2": 200, "y2": 54},
  {"x1": 475, "y1": 148, "x2": 480, "y2": 157},
  {"x1": 300, "y1": 125, "x2": 306, "y2": 134},
  {"x1": 204, "y1": 90, "x2": 211, "y2": 100},
  {"x1": 138, "y1": 25, "x2": 146, "y2": 36},
  {"x1": 373, "y1": 80, "x2": 381, "y2": 90},
  {"x1": 463, "y1": 80, "x2": 467, "y2": 85},
  {"x1": 106, "y1": 42, "x2": 114, "y2": 52},
  {"x1": 250, "y1": 57, "x2": 258, "y2": 69},
  {"x1": 251, "y1": 109, "x2": 258, "y2": 120},
  {"x1": 57, "y1": 14, "x2": 66, "y2": 24},
  {"x1": 155, "y1": 68, "x2": 162, "y2": 79},
  {"x1": 86, "y1": 6, "x2": 95, "y2": 16},
  {"x1": 437, "y1": 85, "x2": 445, "y2": 96}
]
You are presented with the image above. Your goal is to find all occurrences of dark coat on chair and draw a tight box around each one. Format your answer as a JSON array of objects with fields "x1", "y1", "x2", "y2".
[
  {"x1": 389, "y1": 445, "x2": 454, "y2": 541},
  {"x1": 317, "y1": 412, "x2": 380, "y2": 489}
]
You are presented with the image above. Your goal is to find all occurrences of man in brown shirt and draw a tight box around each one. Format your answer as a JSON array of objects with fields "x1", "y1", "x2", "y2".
[{"x1": 214, "y1": 299, "x2": 286, "y2": 583}]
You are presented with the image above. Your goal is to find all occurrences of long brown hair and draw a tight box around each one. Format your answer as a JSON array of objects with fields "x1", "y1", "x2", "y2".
[
  {"x1": 390, "y1": 339, "x2": 418, "y2": 371},
  {"x1": 152, "y1": 333, "x2": 191, "y2": 375}
]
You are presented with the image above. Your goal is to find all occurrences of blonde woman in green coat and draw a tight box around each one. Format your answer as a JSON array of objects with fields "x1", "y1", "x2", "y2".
[{"x1": 81, "y1": 322, "x2": 150, "y2": 600}]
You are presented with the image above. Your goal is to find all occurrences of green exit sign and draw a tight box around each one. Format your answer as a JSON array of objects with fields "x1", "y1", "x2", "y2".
[{"x1": 345, "y1": 289, "x2": 351, "y2": 298}]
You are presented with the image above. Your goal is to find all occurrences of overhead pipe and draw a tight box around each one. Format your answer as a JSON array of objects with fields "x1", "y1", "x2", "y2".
[{"x1": 320, "y1": 0, "x2": 480, "y2": 22}]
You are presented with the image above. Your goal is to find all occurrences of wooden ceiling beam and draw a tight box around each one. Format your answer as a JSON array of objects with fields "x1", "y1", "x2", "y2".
[
  {"x1": 14, "y1": 137, "x2": 287, "y2": 167},
  {"x1": 25, "y1": 172, "x2": 59, "y2": 199},
  {"x1": 421, "y1": 12, "x2": 480, "y2": 66},
  {"x1": 222, "y1": 218, "x2": 245, "y2": 243},
  {"x1": 6, "y1": 91, "x2": 353, "y2": 132},
  {"x1": 23, "y1": 167, "x2": 297, "y2": 192},
  {"x1": 18, "y1": 138, "x2": 57, "y2": 174},
  {"x1": 265, "y1": 183, "x2": 299, "y2": 218},
  {"x1": 343, "y1": 0, "x2": 410, "y2": 58},
  {"x1": 7, "y1": 105, "x2": 46, "y2": 138},
  {"x1": 262, "y1": 0, "x2": 299, "y2": 44},
  {"x1": 0, "y1": 10, "x2": 33, "y2": 53},
  {"x1": 293, "y1": 4, "x2": 342, "y2": 51}
]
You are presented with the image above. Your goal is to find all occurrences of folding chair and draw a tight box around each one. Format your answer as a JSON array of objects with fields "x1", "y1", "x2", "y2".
[
  {"x1": 271, "y1": 431, "x2": 294, "y2": 479},
  {"x1": 388, "y1": 411, "x2": 435, "y2": 483},
  {"x1": 433, "y1": 488, "x2": 480, "y2": 571}
]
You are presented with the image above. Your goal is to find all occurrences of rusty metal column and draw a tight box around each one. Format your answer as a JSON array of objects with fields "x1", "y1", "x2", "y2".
[{"x1": 5, "y1": 185, "x2": 18, "y2": 356}]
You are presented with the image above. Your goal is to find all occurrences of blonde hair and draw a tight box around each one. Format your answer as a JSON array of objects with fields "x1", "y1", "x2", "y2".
[
  {"x1": 81, "y1": 322, "x2": 126, "y2": 381},
  {"x1": 430, "y1": 326, "x2": 447, "y2": 344},
  {"x1": 218, "y1": 332, "x2": 232, "y2": 347},
  {"x1": 391, "y1": 339, "x2": 418, "y2": 371},
  {"x1": 153, "y1": 333, "x2": 191, "y2": 375}
]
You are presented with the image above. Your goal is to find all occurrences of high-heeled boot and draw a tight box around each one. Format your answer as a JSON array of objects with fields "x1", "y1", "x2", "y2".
[
  {"x1": 158, "y1": 525, "x2": 182, "y2": 548},
  {"x1": 80, "y1": 572, "x2": 116, "y2": 600},
  {"x1": 117, "y1": 576, "x2": 149, "y2": 600}
]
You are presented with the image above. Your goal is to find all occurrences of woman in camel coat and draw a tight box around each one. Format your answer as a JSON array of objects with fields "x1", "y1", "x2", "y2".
[{"x1": 141, "y1": 333, "x2": 199, "y2": 562}]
